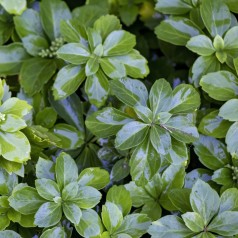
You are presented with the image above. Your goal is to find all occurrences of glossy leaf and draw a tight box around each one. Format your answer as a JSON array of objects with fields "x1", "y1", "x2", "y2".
[
  {"x1": 40, "y1": 227, "x2": 66, "y2": 238},
  {"x1": 226, "y1": 122, "x2": 238, "y2": 158},
  {"x1": 182, "y1": 212, "x2": 204, "y2": 232},
  {"x1": 219, "y1": 99, "x2": 238, "y2": 121},
  {"x1": 63, "y1": 202, "x2": 82, "y2": 224},
  {"x1": 0, "y1": 0, "x2": 26, "y2": 15}
]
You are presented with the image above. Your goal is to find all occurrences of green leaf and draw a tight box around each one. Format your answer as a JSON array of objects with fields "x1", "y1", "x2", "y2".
[
  {"x1": 155, "y1": 17, "x2": 202, "y2": 46},
  {"x1": 115, "y1": 121, "x2": 149, "y2": 150},
  {"x1": 73, "y1": 186, "x2": 101, "y2": 209},
  {"x1": 53, "y1": 64, "x2": 85, "y2": 100},
  {"x1": 191, "y1": 55, "x2": 220, "y2": 87},
  {"x1": 200, "y1": 0, "x2": 231, "y2": 37},
  {"x1": 193, "y1": 135, "x2": 230, "y2": 170},
  {"x1": 219, "y1": 99, "x2": 238, "y2": 121},
  {"x1": 200, "y1": 71, "x2": 238, "y2": 101},
  {"x1": 75, "y1": 209, "x2": 103, "y2": 238},
  {"x1": 85, "y1": 69, "x2": 109, "y2": 107},
  {"x1": 39, "y1": 0, "x2": 71, "y2": 41},
  {"x1": 148, "y1": 215, "x2": 193, "y2": 238},
  {"x1": 94, "y1": 15, "x2": 121, "y2": 41},
  {"x1": 0, "y1": 131, "x2": 30, "y2": 163},
  {"x1": 111, "y1": 49, "x2": 149, "y2": 78},
  {"x1": 0, "y1": 43, "x2": 30, "y2": 76},
  {"x1": 226, "y1": 122, "x2": 238, "y2": 158},
  {"x1": 119, "y1": 5, "x2": 138, "y2": 26},
  {"x1": 20, "y1": 58, "x2": 57, "y2": 96},
  {"x1": 115, "y1": 214, "x2": 151, "y2": 238},
  {"x1": 9, "y1": 186, "x2": 46, "y2": 215},
  {"x1": 224, "y1": 0, "x2": 238, "y2": 13},
  {"x1": 208, "y1": 211, "x2": 238, "y2": 236},
  {"x1": 155, "y1": 0, "x2": 192, "y2": 14},
  {"x1": 87, "y1": 28, "x2": 102, "y2": 51},
  {"x1": 224, "y1": 26, "x2": 238, "y2": 50},
  {"x1": 111, "y1": 159, "x2": 130, "y2": 182},
  {"x1": 36, "y1": 158, "x2": 54, "y2": 180},
  {"x1": 219, "y1": 188, "x2": 238, "y2": 213},
  {"x1": 211, "y1": 168, "x2": 233, "y2": 186},
  {"x1": 63, "y1": 202, "x2": 82, "y2": 224},
  {"x1": 100, "y1": 57, "x2": 126, "y2": 79},
  {"x1": 190, "y1": 179, "x2": 220, "y2": 224},
  {"x1": 182, "y1": 212, "x2": 204, "y2": 232},
  {"x1": 0, "y1": 0, "x2": 26, "y2": 15},
  {"x1": 103, "y1": 30, "x2": 136, "y2": 56},
  {"x1": 141, "y1": 200, "x2": 162, "y2": 221},
  {"x1": 34, "y1": 202, "x2": 62, "y2": 227},
  {"x1": 85, "y1": 107, "x2": 133, "y2": 138},
  {"x1": 106, "y1": 186, "x2": 132, "y2": 216},
  {"x1": 0, "y1": 230, "x2": 22, "y2": 238},
  {"x1": 164, "y1": 114, "x2": 199, "y2": 143},
  {"x1": 110, "y1": 78, "x2": 148, "y2": 107},
  {"x1": 56, "y1": 43, "x2": 90, "y2": 64},
  {"x1": 62, "y1": 182, "x2": 78, "y2": 201},
  {"x1": 149, "y1": 78, "x2": 172, "y2": 117},
  {"x1": 130, "y1": 137, "x2": 160, "y2": 186},
  {"x1": 169, "y1": 84, "x2": 200, "y2": 114},
  {"x1": 186, "y1": 35, "x2": 215, "y2": 56},
  {"x1": 35, "y1": 107, "x2": 57, "y2": 129},
  {"x1": 169, "y1": 188, "x2": 192, "y2": 213},
  {"x1": 40, "y1": 227, "x2": 66, "y2": 238},
  {"x1": 150, "y1": 125, "x2": 171, "y2": 155},
  {"x1": 55, "y1": 152, "x2": 78, "y2": 190},
  {"x1": 102, "y1": 201, "x2": 123, "y2": 234},
  {"x1": 0, "y1": 114, "x2": 26, "y2": 132},
  {"x1": 35, "y1": 179, "x2": 60, "y2": 201},
  {"x1": 53, "y1": 123, "x2": 84, "y2": 149},
  {"x1": 78, "y1": 167, "x2": 110, "y2": 190},
  {"x1": 85, "y1": 57, "x2": 99, "y2": 76},
  {"x1": 198, "y1": 110, "x2": 232, "y2": 138}
]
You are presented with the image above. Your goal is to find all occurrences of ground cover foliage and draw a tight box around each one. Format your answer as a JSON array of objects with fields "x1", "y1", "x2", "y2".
[{"x1": 1, "y1": 0, "x2": 238, "y2": 237}]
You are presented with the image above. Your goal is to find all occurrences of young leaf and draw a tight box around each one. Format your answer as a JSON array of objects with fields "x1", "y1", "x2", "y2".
[
  {"x1": 40, "y1": 227, "x2": 66, "y2": 238},
  {"x1": 62, "y1": 202, "x2": 82, "y2": 224},
  {"x1": 182, "y1": 212, "x2": 204, "y2": 232},
  {"x1": 0, "y1": 0, "x2": 26, "y2": 15},
  {"x1": 219, "y1": 188, "x2": 238, "y2": 213}
]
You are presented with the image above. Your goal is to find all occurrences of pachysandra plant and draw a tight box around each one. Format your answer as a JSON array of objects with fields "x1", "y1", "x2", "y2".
[
  {"x1": 86, "y1": 77, "x2": 200, "y2": 184},
  {"x1": 53, "y1": 14, "x2": 149, "y2": 107},
  {"x1": 149, "y1": 179, "x2": 238, "y2": 237}
]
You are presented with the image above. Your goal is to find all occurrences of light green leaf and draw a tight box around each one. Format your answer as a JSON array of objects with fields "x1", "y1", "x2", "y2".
[
  {"x1": 85, "y1": 57, "x2": 99, "y2": 76},
  {"x1": 0, "y1": 230, "x2": 22, "y2": 238},
  {"x1": 85, "y1": 107, "x2": 133, "y2": 138},
  {"x1": 0, "y1": 114, "x2": 26, "y2": 132},
  {"x1": 193, "y1": 135, "x2": 230, "y2": 170},
  {"x1": 219, "y1": 99, "x2": 238, "y2": 121},
  {"x1": 73, "y1": 186, "x2": 101, "y2": 209},
  {"x1": 186, "y1": 35, "x2": 215, "y2": 56},
  {"x1": 36, "y1": 158, "x2": 54, "y2": 180},
  {"x1": 112, "y1": 49, "x2": 149, "y2": 78},
  {"x1": 115, "y1": 214, "x2": 151, "y2": 238},
  {"x1": 224, "y1": 26, "x2": 238, "y2": 49},
  {"x1": 149, "y1": 78, "x2": 172, "y2": 116},
  {"x1": 40, "y1": 227, "x2": 66, "y2": 238},
  {"x1": 208, "y1": 211, "x2": 238, "y2": 236},
  {"x1": 0, "y1": 0, "x2": 26, "y2": 15},
  {"x1": 148, "y1": 215, "x2": 193, "y2": 238},
  {"x1": 200, "y1": 71, "x2": 238, "y2": 101},
  {"x1": 87, "y1": 28, "x2": 102, "y2": 50},
  {"x1": 100, "y1": 57, "x2": 126, "y2": 79},
  {"x1": 102, "y1": 201, "x2": 123, "y2": 234},
  {"x1": 35, "y1": 178, "x2": 60, "y2": 201},
  {"x1": 20, "y1": 58, "x2": 57, "y2": 96},
  {"x1": 62, "y1": 182, "x2": 78, "y2": 201},
  {"x1": 85, "y1": 69, "x2": 109, "y2": 107},
  {"x1": 110, "y1": 78, "x2": 148, "y2": 107},
  {"x1": 150, "y1": 125, "x2": 171, "y2": 155},
  {"x1": 169, "y1": 84, "x2": 200, "y2": 114},
  {"x1": 219, "y1": 188, "x2": 238, "y2": 213},
  {"x1": 0, "y1": 43, "x2": 30, "y2": 76},
  {"x1": 103, "y1": 30, "x2": 136, "y2": 56},
  {"x1": 115, "y1": 121, "x2": 149, "y2": 150},
  {"x1": 200, "y1": 0, "x2": 231, "y2": 37},
  {"x1": 53, "y1": 123, "x2": 84, "y2": 149},
  {"x1": 9, "y1": 186, "x2": 46, "y2": 215},
  {"x1": 63, "y1": 202, "x2": 82, "y2": 224},
  {"x1": 130, "y1": 137, "x2": 161, "y2": 186},
  {"x1": 78, "y1": 167, "x2": 110, "y2": 190},
  {"x1": 56, "y1": 43, "x2": 90, "y2": 64},
  {"x1": 226, "y1": 122, "x2": 238, "y2": 158},
  {"x1": 53, "y1": 64, "x2": 85, "y2": 100},
  {"x1": 39, "y1": 0, "x2": 71, "y2": 41},
  {"x1": 155, "y1": 17, "x2": 202, "y2": 46},
  {"x1": 164, "y1": 114, "x2": 199, "y2": 143},
  {"x1": 106, "y1": 186, "x2": 132, "y2": 216},
  {"x1": 119, "y1": 5, "x2": 138, "y2": 26},
  {"x1": 198, "y1": 110, "x2": 232, "y2": 138},
  {"x1": 94, "y1": 15, "x2": 121, "y2": 41},
  {"x1": 155, "y1": 0, "x2": 192, "y2": 15},
  {"x1": 190, "y1": 179, "x2": 220, "y2": 224},
  {"x1": 34, "y1": 202, "x2": 62, "y2": 227},
  {"x1": 75, "y1": 209, "x2": 103, "y2": 237},
  {"x1": 0, "y1": 131, "x2": 30, "y2": 163},
  {"x1": 55, "y1": 152, "x2": 78, "y2": 190},
  {"x1": 182, "y1": 212, "x2": 204, "y2": 232}
]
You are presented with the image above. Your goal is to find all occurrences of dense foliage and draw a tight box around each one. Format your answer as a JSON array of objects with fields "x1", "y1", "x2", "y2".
[{"x1": 1, "y1": 0, "x2": 238, "y2": 237}]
